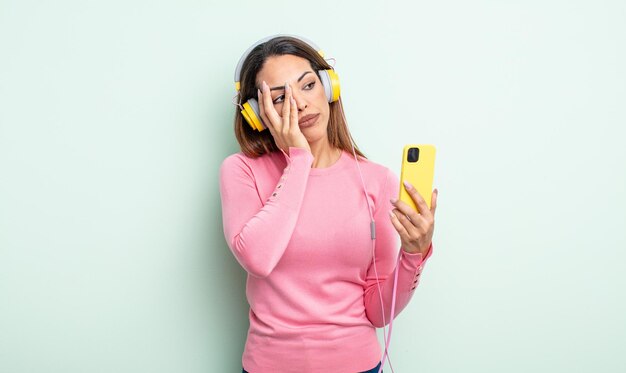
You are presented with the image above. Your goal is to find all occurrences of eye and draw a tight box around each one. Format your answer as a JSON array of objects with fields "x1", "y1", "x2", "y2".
[
  {"x1": 272, "y1": 81, "x2": 316, "y2": 105},
  {"x1": 273, "y1": 95, "x2": 285, "y2": 105}
]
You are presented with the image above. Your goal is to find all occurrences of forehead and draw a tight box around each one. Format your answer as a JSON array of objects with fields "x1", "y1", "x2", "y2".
[{"x1": 256, "y1": 54, "x2": 314, "y2": 85}]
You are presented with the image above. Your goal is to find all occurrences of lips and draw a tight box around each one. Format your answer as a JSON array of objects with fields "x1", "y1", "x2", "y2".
[{"x1": 299, "y1": 114, "x2": 319, "y2": 126}]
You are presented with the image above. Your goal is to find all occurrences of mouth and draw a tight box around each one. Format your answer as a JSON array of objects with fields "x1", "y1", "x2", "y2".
[{"x1": 299, "y1": 114, "x2": 320, "y2": 127}]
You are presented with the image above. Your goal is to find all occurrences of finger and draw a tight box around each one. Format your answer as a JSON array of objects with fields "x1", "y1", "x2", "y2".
[
  {"x1": 257, "y1": 88, "x2": 273, "y2": 132},
  {"x1": 391, "y1": 198, "x2": 423, "y2": 225},
  {"x1": 289, "y1": 95, "x2": 298, "y2": 131},
  {"x1": 389, "y1": 210, "x2": 410, "y2": 241},
  {"x1": 393, "y1": 207, "x2": 427, "y2": 236},
  {"x1": 403, "y1": 181, "x2": 431, "y2": 218},
  {"x1": 281, "y1": 82, "x2": 291, "y2": 132},
  {"x1": 431, "y1": 188, "x2": 438, "y2": 216},
  {"x1": 262, "y1": 81, "x2": 282, "y2": 131}
]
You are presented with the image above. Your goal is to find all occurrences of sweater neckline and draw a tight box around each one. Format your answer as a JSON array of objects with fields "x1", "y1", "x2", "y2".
[{"x1": 308, "y1": 149, "x2": 353, "y2": 176}]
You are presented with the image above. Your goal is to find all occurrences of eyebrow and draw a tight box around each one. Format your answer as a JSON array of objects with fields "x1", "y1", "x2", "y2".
[{"x1": 268, "y1": 71, "x2": 313, "y2": 91}]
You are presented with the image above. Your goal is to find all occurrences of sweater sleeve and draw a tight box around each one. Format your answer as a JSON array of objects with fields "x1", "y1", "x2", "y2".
[
  {"x1": 219, "y1": 147, "x2": 315, "y2": 278},
  {"x1": 363, "y1": 168, "x2": 434, "y2": 328}
]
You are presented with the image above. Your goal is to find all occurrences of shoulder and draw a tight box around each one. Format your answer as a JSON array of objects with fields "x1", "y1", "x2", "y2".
[
  {"x1": 219, "y1": 151, "x2": 284, "y2": 179},
  {"x1": 219, "y1": 152, "x2": 251, "y2": 177},
  {"x1": 355, "y1": 155, "x2": 398, "y2": 185},
  {"x1": 220, "y1": 152, "x2": 250, "y2": 170}
]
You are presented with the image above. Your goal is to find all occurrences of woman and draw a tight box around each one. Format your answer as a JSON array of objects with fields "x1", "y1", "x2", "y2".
[{"x1": 219, "y1": 35, "x2": 438, "y2": 373}]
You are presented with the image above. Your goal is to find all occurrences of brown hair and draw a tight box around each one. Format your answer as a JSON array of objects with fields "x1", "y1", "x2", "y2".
[{"x1": 234, "y1": 36, "x2": 366, "y2": 160}]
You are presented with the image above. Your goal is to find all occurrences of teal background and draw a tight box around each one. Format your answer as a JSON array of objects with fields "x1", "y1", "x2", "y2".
[{"x1": 1, "y1": 0, "x2": 625, "y2": 372}]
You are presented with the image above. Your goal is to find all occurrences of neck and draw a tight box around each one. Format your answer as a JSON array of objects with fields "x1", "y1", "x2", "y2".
[{"x1": 308, "y1": 140, "x2": 342, "y2": 168}]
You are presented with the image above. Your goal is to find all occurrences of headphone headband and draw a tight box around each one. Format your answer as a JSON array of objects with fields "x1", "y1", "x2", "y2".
[{"x1": 233, "y1": 34, "x2": 325, "y2": 92}]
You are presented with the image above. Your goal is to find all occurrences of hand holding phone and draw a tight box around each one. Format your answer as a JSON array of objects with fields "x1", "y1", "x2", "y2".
[{"x1": 390, "y1": 144, "x2": 438, "y2": 255}]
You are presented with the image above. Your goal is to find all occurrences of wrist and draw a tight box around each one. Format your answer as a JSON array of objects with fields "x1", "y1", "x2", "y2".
[{"x1": 402, "y1": 243, "x2": 431, "y2": 256}]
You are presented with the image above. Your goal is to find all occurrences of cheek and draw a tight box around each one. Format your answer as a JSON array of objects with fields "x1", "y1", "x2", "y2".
[{"x1": 315, "y1": 86, "x2": 328, "y2": 101}]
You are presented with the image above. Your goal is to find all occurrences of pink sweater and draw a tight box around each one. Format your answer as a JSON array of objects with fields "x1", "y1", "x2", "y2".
[{"x1": 219, "y1": 147, "x2": 433, "y2": 373}]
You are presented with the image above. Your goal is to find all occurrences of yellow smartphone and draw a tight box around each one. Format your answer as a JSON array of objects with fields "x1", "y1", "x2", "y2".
[{"x1": 399, "y1": 144, "x2": 436, "y2": 212}]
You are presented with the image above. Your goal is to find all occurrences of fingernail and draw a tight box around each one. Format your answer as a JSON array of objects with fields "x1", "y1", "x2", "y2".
[
  {"x1": 403, "y1": 180, "x2": 413, "y2": 190},
  {"x1": 285, "y1": 82, "x2": 289, "y2": 91},
  {"x1": 389, "y1": 210, "x2": 396, "y2": 219},
  {"x1": 262, "y1": 81, "x2": 267, "y2": 89},
  {"x1": 257, "y1": 88, "x2": 261, "y2": 97},
  {"x1": 390, "y1": 198, "x2": 397, "y2": 204}
]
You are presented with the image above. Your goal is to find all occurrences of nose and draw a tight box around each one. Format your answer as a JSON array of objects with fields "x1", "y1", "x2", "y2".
[{"x1": 290, "y1": 90, "x2": 307, "y2": 111}]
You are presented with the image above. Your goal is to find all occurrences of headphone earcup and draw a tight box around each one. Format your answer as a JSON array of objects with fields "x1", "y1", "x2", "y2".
[
  {"x1": 318, "y1": 69, "x2": 341, "y2": 103},
  {"x1": 241, "y1": 98, "x2": 266, "y2": 131}
]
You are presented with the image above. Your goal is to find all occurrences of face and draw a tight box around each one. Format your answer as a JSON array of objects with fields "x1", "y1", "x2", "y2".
[{"x1": 255, "y1": 54, "x2": 330, "y2": 143}]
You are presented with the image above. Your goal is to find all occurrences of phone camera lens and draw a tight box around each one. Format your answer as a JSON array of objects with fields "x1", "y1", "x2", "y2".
[{"x1": 407, "y1": 147, "x2": 419, "y2": 163}]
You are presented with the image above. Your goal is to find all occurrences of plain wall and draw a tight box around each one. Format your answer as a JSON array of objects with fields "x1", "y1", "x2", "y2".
[{"x1": 1, "y1": 0, "x2": 624, "y2": 372}]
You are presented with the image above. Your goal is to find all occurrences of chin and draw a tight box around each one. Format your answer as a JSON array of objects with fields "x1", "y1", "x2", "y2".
[{"x1": 303, "y1": 128, "x2": 328, "y2": 143}]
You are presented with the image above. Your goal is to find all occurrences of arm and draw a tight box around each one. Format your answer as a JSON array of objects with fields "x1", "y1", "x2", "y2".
[
  {"x1": 219, "y1": 147, "x2": 314, "y2": 278},
  {"x1": 363, "y1": 169, "x2": 434, "y2": 327}
]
